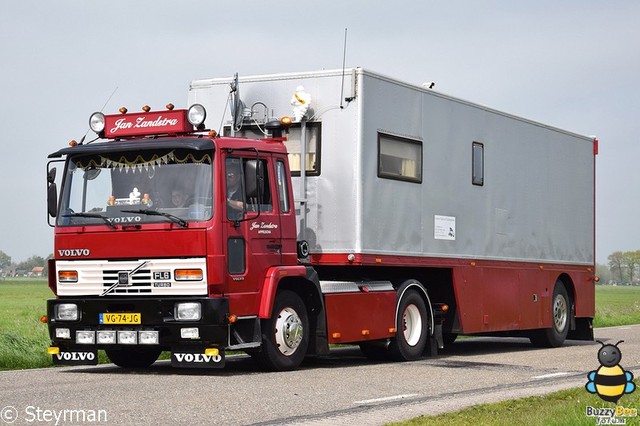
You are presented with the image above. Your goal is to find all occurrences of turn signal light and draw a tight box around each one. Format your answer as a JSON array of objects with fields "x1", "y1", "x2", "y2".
[
  {"x1": 175, "y1": 269, "x2": 203, "y2": 281},
  {"x1": 40, "y1": 315, "x2": 48, "y2": 324},
  {"x1": 58, "y1": 270, "x2": 78, "y2": 283}
]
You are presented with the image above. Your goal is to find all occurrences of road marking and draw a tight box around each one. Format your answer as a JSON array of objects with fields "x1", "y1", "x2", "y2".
[
  {"x1": 531, "y1": 372, "x2": 572, "y2": 379},
  {"x1": 354, "y1": 394, "x2": 419, "y2": 404}
]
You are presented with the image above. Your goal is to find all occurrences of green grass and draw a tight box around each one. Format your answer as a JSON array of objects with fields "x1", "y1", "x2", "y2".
[
  {"x1": 593, "y1": 285, "x2": 640, "y2": 328},
  {"x1": 388, "y1": 382, "x2": 640, "y2": 426},
  {"x1": 0, "y1": 279, "x2": 53, "y2": 370}
]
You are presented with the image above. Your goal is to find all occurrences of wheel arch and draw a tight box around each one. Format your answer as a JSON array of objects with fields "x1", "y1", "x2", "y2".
[
  {"x1": 395, "y1": 279, "x2": 434, "y2": 337},
  {"x1": 258, "y1": 266, "x2": 328, "y2": 355}
]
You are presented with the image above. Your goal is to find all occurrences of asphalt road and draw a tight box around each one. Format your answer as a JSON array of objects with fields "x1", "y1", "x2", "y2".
[{"x1": 1, "y1": 325, "x2": 639, "y2": 426}]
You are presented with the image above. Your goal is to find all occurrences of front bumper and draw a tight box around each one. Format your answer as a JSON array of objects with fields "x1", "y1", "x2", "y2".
[{"x1": 47, "y1": 297, "x2": 229, "y2": 367}]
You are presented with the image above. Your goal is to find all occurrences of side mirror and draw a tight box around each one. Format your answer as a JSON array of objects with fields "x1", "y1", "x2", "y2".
[
  {"x1": 47, "y1": 168, "x2": 57, "y2": 184},
  {"x1": 47, "y1": 167, "x2": 58, "y2": 218},
  {"x1": 47, "y1": 182, "x2": 58, "y2": 217}
]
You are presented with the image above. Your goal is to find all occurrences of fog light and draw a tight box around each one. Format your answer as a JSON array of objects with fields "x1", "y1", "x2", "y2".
[
  {"x1": 139, "y1": 331, "x2": 159, "y2": 345},
  {"x1": 55, "y1": 303, "x2": 78, "y2": 321},
  {"x1": 97, "y1": 330, "x2": 117, "y2": 344},
  {"x1": 175, "y1": 302, "x2": 201, "y2": 321},
  {"x1": 76, "y1": 330, "x2": 95, "y2": 344},
  {"x1": 118, "y1": 330, "x2": 137, "y2": 344},
  {"x1": 180, "y1": 327, "x2": 200, "y2": 339},
  {"x1": 55, "y1": 328, "x2": 71, "y2": 339}
]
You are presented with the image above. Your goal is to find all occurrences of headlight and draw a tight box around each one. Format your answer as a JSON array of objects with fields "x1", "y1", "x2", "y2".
[
  {"x1": 187, "y1": 104, "x2": 206, "y2": 127},
  {"x1": 89, "y1": 112, "x2": 106, "y2": 133},
  {"x1": 175, "y1": 302, "x2": 201, "y2": 321},
  {"x1": 55, "y1": 303, "x2": 79, "y2": 321}
]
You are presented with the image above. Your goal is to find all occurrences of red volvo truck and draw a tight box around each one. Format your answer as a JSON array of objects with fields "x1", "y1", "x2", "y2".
[{"x1": 45, "y1": 68, "x2": 596, "y2": 370}]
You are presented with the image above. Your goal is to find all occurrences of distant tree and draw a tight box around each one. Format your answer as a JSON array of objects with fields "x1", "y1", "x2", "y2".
[
  {"x1": 608, "y1": 251, "x2": 625, "y2": 283},
  {"x1": 0, "y1": 250, "x2": 11, "y2": 269},
  {"x1": 622, "y1": 250, "x2": 640, "y2": 283},
  {"x1": 16, "y1": 255, "x2": 46, "y2": 272},
  {"x1": 595, "y1": 263, "x2": 612, "y2": 283}
]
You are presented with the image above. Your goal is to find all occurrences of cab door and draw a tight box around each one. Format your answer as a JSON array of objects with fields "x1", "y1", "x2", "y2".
[{"x1": 224, "y1": 154, "x2": 282, "y2": 313}]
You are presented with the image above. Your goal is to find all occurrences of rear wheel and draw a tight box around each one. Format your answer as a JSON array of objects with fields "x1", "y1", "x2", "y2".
[
  {"x1": 530, "y1": 281, "x2": 571, "y2": 348},
  {"x1": 105, "y1": 347, "x2": 162, "y2": 368},
  {"x1": 389, "y1": 288, "x2": 430, "y2": 361},
  {"x1": 254, "y1": 290, "x2": 309, "y2": 371}
]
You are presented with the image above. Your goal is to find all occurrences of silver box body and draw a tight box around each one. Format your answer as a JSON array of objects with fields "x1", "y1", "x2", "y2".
[{"x1": 189, "y1": 68, "x2": 595, "y2": 265}]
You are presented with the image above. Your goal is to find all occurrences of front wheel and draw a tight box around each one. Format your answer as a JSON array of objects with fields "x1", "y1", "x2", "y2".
[
  {"x1": 253, "y1": 290, "x2": 309, "y2": 371},
  {"x1": 105, "y1": 347, "x2": 162, "y2": 368},
  {"x1": 388, "y1": 288, "x2": 430, "y2": 361},
  {"x1": 530, "y1": 282, "x2": 571, "y2": 348}
]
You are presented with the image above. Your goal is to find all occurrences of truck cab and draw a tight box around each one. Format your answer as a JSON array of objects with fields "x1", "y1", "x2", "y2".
[{"x1": 46, "y1": 105, "x2": 320, "y2": 369}]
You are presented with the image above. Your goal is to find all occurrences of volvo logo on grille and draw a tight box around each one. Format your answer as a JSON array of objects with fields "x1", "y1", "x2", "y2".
[{"x1": 118, "y1": 271, "x2": 130, "y2": 286}]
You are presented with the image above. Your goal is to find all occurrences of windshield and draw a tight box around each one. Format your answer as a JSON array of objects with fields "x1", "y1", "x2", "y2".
[{"x1": 57, "y1": 148, "x2": 213, "y2": 227}]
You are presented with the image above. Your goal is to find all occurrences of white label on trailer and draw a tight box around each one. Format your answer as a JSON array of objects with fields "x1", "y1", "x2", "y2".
[{"x1": 434, "y1": 215, "x2": 456, "y2": 240}]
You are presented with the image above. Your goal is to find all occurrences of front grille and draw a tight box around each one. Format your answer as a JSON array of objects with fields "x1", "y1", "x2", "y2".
[{"x1": 103, "y1": 269, "x2": 152, "y2": 294}]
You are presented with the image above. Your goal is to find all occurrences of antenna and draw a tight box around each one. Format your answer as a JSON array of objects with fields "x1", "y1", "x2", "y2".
[
  {"x1": 340, "y1": 28, "x2": 348, "y2": 109},
  {"x1": 80, "y1": 86, "x2": 119, "y2": 145},
  {"x1": 100, "y1": 86, "x2": 119, "y2": 112}
]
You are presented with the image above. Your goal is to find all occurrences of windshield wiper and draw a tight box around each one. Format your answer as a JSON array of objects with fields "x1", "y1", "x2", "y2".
[
  {"x1": 63, "y1": 212, "x2": 117, "y2": 230},
  {"x1": 122, "y1": 209, "x2": 188, "y2": 228}
]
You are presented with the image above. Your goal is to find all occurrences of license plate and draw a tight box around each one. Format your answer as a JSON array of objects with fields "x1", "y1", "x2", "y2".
[{"x1": 99, "y1": 313, "x2": 141, "y2": 324}]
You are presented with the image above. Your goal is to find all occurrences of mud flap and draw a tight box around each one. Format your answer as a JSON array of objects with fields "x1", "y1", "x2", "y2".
[
  {"x1": 425, "y1": 323, "x2": 443, "y2": 357},
  {"x1": 171, "y1": 348, "x2": 225, "y2": 368},
  {"x1": 51, "y1": 349, "x2": 98, "y2": 366}
]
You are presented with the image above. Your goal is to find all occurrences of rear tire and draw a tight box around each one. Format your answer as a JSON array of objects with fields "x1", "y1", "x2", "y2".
[
  {"x1": 530, "y1": 281, "x2": 571, "y2": 348},
  {"x1": 105, "y1": 347, "x2": 162, "y2": 368},
  {"x1": 389, "y1": 288, "x2": 429, "y2": 361},
  {"x1": 254, "y1": 290, "x2": 309, "y2": 371}
]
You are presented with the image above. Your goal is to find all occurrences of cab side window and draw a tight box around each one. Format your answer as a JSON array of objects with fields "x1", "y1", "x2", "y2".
[{"x1": 226, "y1": 157, "x2": 273, "y2": 220}]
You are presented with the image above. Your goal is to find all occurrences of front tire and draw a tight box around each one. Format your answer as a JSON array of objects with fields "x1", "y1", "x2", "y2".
[
  {"x1": 254, "y1": 290, "x2": 309, "y2": 371},
  {"x1": 388, "y1": 288, "x2": 430, "y2": 361},
  {"x1": 530, "y1": 281, "x2": 571, "y2": 348},
  {"x1": 105, "y1": 347, "x2": 162, "y2": 368}
]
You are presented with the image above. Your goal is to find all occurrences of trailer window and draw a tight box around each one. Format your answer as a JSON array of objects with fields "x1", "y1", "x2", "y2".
[
  {"x1": 472, "y1": 142, "x2": 484, "y2": 186},
  {"x1": 378, "y1": 133, "x2": 422, "y2": 183},
  {"x1": 224, "y1": 122, "x2": 321, "y2": 176}
]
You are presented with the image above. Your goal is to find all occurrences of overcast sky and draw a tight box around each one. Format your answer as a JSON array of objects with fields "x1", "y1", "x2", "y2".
[{"x1": 1, "y1": 1, "x2": 638, "y2": 264}]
